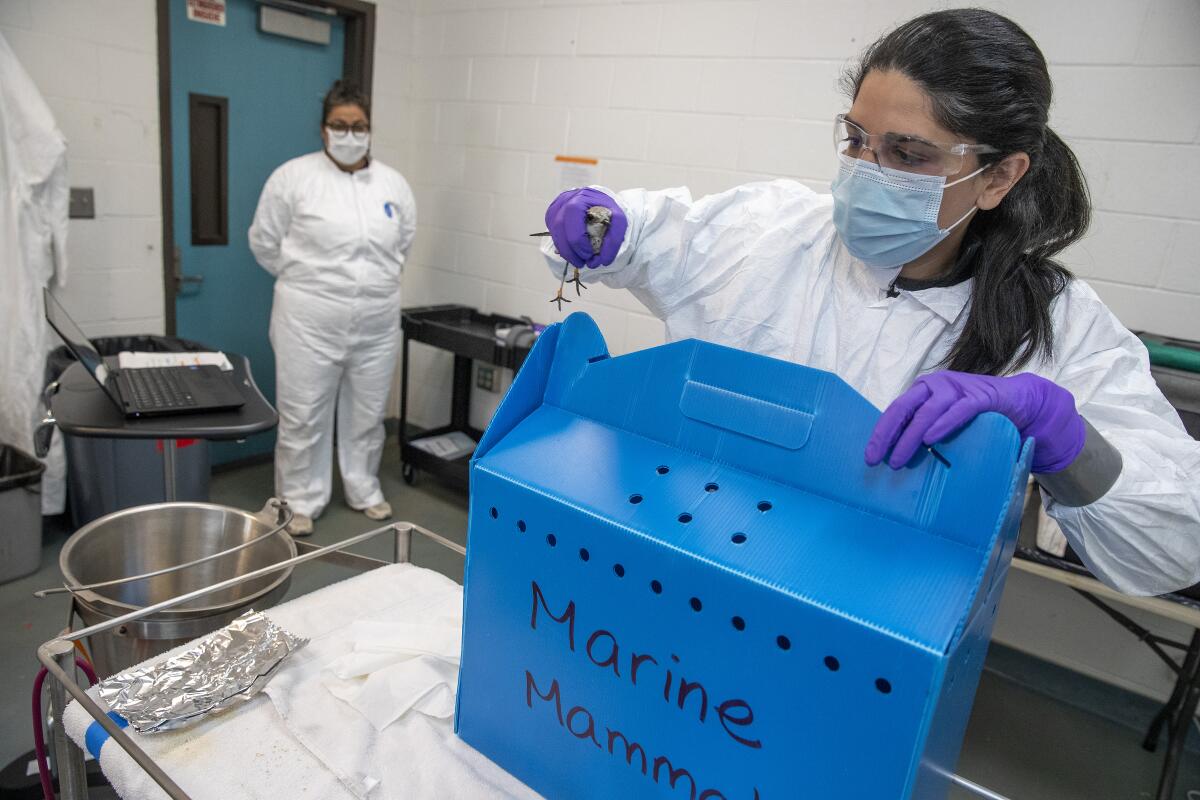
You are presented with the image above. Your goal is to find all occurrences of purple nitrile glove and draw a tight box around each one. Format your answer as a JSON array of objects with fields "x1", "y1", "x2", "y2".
[
  {"x1": 544, "y1": 188, "x2": 628, "y2": 269},
  {"x1": 864, "y1": 371, "x2": 1087, "y2": 473}
]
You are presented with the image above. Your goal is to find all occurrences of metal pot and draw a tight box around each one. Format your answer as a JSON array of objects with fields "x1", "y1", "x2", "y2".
[{"x1": 60, "y1": 502, "x2": 296, "y2": 677}]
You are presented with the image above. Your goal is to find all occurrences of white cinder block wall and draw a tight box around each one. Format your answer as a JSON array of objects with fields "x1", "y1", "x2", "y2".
[
  {"x1": 0, "y1": 0, "x2": 164, "y2": 337},
  {"x1": 374, "y1": 0, "x2": 1200, "y2": 430},
  {"x1": 388, "y1": 0, "x2": 1200, "y2": 326},
  {"x1": 372, "y1": 0, "x2": 1200, "y2": 704}
]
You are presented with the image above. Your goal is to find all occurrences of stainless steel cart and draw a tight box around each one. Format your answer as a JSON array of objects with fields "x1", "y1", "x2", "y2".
[{"x1": 37, "y1": 521, "x2": 1012, "y2": 800}]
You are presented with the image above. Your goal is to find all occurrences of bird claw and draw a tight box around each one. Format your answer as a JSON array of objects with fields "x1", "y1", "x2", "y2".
[
  {"x1": 549, "y1": 289, "x2": 572, "y2": 311},
  {"x1": 570, "y1": 268, "x2": 588, "y2": 296}
]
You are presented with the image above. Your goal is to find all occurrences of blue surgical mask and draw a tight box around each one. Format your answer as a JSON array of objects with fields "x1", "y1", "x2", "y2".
[{"x1": 831, "y1": 154, "x2": 985, "y2": 269}]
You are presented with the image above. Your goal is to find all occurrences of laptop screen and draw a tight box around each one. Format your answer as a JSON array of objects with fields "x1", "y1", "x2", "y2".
[{"x1": 44, "y1": 289, "x2": 122, "y2": 408}]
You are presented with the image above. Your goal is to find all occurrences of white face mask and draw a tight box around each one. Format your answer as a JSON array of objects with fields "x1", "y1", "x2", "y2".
[{"x1": 325, "y1": 128, "x2": 370, "y2": 167}]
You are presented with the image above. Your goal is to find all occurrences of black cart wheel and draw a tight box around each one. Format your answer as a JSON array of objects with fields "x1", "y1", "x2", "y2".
[{"x1": 402, "y1": 462, "x2": 416, "y2": 485}]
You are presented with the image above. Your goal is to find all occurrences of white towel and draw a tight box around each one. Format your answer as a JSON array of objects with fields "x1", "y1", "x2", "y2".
[
  {"x1": 63, "y1": 691, "x2": 351, "y2": 800},
  {"x1": 321, "y1": 616, "x2": 464, "y2": 728},
  {"x1": 334, "y1": 618, "x2": 463, "y2": 668},
  {"x1": 63, "y1": 563, "x2": 539, "y2": 799},
  {"x1": 264, "y1": 568, "x2": 536, "y2": 798},
  {"x1": 324, "y1": 654, "x2": 459, "y2": 727}
]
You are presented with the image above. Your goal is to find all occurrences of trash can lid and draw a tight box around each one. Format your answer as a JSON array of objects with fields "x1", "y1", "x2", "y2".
[{"x1": 0, "y1": 444, "x2": 46, "y2": 490}]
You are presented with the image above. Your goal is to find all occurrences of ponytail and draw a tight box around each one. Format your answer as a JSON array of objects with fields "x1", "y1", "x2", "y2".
[{"x1": 944, "y1": 127, "x2": 1089, "y2": 375}]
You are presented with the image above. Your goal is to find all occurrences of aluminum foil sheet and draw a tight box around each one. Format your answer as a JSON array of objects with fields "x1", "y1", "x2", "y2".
[{"x1": 97, "y1": 610, "x2": 307, "y2": 733}]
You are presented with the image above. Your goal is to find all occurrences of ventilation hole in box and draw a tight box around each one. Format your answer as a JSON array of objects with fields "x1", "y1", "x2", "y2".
[
  {"x1": 824, "y1": 656, "x2": 840, "y2": 672},
  {"x1": 875, "y1": 678, "x2": 892, "y2": 695},
  {"x1": 546, "y1": 534, "x2": 557, "y2": 547},
  {"x1": 776, "y1": 635, "x2": 792, "y2": 651},
  {"x1": 689, "y1": 597, "x2": 703, "y2": 612},
  {"x1": 731, "y1": 616, "x2": 745, "y2": 631},
  {"x1": 678, "y1": 513, "x2": 693, "y2": 524},
  {"x1": 731, "y1": 532, "x2": 747, "y2": 545},
  {"x1": 579, "y1": 548, "x2": 590, "y2": 562},
  {"x1": 656, "y1": 465, "x2": 670, "y2": 475},
  {"x1": 757, "y1": 501, "x2": 773, "y2": 513},
  {"x1": 517, "y1": 520, "x2": 526, "y2": 533},
  {"x1": 629, "y1": 494, "x2": 643, "y2": 505},
  {"x1": 489, "y1": 507, "x2": 498, "y2": 519},
  {"x1": 650, "y1": 580, "x2": 663, "y2": 594},
  {"x1": 613, "y1": 563, "x2": 625, "y2": 578},
  {"x1": 705, "y1": 483, "x2": 719, "y2": 493}
]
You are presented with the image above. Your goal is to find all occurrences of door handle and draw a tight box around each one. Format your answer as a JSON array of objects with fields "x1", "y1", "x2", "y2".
[{"x1": 173, "y1": 246, "x2": 204, "y2": 294}]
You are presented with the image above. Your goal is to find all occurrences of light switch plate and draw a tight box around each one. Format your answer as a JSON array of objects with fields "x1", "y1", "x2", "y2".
[{"x1": 69, "y1": 187, "x2": 95, "y2": 219}]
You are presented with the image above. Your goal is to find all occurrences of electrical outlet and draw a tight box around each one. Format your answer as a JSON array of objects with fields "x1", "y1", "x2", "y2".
[{"x1": 476, "y1": 365, "x2": 495, "y2": 392}]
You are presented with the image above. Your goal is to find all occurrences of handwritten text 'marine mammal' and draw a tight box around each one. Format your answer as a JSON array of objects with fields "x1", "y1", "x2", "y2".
[{"x1": 524, "y1": 580, "x2": 764, "y2": 800}]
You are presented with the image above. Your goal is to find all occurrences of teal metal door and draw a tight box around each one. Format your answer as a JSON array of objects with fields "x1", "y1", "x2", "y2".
[{"x1": 168, "y1": 0, "x2": 345, "y2": 463}]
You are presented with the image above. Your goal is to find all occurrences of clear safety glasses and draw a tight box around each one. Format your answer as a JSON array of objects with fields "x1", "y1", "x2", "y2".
[
  {"x1": 326, "y1": 121, "x2": 370, "y2": 135},
  {"x1": 834, "y1": 114, "x2": 998, "y2": 178}
]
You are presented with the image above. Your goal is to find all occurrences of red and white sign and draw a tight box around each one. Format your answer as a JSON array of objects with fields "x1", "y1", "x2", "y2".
[{"x1": 186, "y1": 0, "x2": 226, "y2": 27}]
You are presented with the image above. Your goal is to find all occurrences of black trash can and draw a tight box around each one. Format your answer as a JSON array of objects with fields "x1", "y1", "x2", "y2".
[
  {"x1": 0, "y1": 444, "x2": 46, "y2": 583},
  {"x1": 45, "y1": 335, "x2": 215, "y2": 526}
]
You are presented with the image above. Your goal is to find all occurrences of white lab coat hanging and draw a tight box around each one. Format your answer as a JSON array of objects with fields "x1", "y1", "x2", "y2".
[{"x1": 0, "y1": 31, "x2": 69, "y2": 513}]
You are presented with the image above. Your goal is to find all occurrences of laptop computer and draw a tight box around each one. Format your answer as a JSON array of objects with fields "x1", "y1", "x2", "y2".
[{"x1": 44, "y1": 289, "x2": 245, "y2": 418}]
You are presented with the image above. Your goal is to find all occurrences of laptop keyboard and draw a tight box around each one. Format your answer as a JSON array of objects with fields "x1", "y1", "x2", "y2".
[{"x1": 126, "y1": 368, "x2": 198, "y2": 410}]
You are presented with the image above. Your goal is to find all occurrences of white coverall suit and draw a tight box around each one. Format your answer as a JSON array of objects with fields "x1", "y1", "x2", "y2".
[
  {"x1": 250, "y1": 151, "x2": 416, "y2": 518},
  {"x1": 0, "y1": 32, "x2": 69, "y2": 513},
  {"x1": 543, "y1": 180, "x2": 1200, "y2": 597}
]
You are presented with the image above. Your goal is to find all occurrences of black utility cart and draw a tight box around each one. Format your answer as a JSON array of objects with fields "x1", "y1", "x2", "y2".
[{"x1": 398, "y1": 305, "x2": 537, "y2": 490}]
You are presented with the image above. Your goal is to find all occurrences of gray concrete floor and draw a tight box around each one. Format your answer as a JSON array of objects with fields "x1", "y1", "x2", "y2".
[{"x1": 2, "y1": 440, "x2": 1200, "y2": 798}]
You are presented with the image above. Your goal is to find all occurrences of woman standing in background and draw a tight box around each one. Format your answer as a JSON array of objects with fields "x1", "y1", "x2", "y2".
[{"x1": 250, "y1": 80, "x2": 416, "y2": 536}]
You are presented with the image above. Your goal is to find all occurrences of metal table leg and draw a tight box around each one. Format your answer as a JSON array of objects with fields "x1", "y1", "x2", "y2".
[
  {"x1": 394, "y1": 524, "x2": 412, "y2": 564},
  {"x1": 1070, "y1": 586, "x2": 1200, "y2": 797},
  {"x1": 162, "y1": 439, "x2": 177, "y2": 501},
  {"x1": 399, "y1": 335, "x2": 410, "y2": 472},
  {"x1": 1145, "y1": 666, "x2": 1189, "y2": 753},
  {"x1": 450, "y1": 355, "x2": 471, "y2": 432},
  {"x1": 47, "y1": 639, "x2": 89, "y2": 800},
  {"x1": 1156, "y1": 630, "x2": 1200, "y2": 800}
]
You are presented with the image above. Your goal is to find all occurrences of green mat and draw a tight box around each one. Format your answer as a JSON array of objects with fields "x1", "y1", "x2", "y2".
[{"x1": 1141, "y1": 337, "x2": 1200, "y2": 373}]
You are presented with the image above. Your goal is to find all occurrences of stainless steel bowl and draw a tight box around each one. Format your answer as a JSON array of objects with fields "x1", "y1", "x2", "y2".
[{"x1": 61, "y1": 502, "x2": 296, "y2": 676}]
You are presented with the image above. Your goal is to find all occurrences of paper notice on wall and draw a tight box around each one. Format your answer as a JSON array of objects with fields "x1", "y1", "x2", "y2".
[
  {"x1": 187, "y1": 0, "x2": 226, "y2": 26},
  {"x1": 556, "y1": 156, "x2": 599, "y2": 192}
]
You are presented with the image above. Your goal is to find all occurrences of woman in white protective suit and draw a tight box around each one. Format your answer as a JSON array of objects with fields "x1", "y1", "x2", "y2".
[
  {"x1": 540, "y1": 9, "x2": 1200, "y2": 596},
  {"x1": 249, "y1": 80, "x2": 416, "y2": 536}
]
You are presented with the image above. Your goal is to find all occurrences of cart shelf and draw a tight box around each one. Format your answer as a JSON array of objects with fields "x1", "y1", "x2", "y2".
[{"x1": 398, "y1": 305, "x2": 537, "y2": 490}]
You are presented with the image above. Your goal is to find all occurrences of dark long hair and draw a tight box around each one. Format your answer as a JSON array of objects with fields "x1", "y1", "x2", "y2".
[{"x1": 844, "y1": 9, "x2": 1090, "y2": 375}]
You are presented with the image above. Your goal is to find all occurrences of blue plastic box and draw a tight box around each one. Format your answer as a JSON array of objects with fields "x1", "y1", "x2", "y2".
[{"x1": 456, "y1": 313, "x2": 1031, "y2": 799}]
